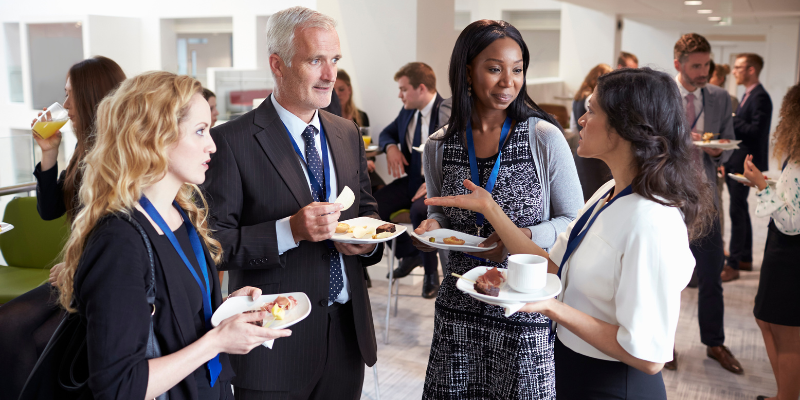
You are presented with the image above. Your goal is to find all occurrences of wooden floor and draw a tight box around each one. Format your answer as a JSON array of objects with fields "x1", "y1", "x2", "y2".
[{"x1": 360, "y1": 187, "x2": 786, "y2": 400}]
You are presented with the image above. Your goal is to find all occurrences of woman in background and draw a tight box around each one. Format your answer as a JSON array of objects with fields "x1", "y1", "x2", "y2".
[
  {"x1": 571, "y1": 63, "x2": 613, "y2": 201},
  {"x1": 202, "y1": 88, "x2": 220, "y2": 127},
  {"x1": 737, "y1": 83, "x2": 800, "y2": 400}
]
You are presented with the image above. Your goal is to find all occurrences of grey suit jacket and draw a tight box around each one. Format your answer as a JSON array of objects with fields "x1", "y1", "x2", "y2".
[
  {"x1": 697, "y1": 84, "x2": 735, "y2": 195},
  {"x1": 202, "y1": 95, "x2": 380, "y2": 391}
]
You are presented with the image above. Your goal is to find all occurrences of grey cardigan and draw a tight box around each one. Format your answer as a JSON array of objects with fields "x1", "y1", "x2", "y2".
[{"x1": 423, "y1": 117, "x2": 584, "y2": 250}]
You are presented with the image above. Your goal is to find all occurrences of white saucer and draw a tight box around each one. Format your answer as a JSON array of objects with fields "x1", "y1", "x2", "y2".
[{"x1": 455, "y1": 267, "x2": 561, "y2": 304}]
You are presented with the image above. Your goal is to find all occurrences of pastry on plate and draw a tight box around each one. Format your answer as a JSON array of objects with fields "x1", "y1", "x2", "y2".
[
  {"x1": 335, "y1": 223, "x2": 350, "y2": 234},
  {"x1": 443, "y1": 236, "x2": 466, "y2": 245},
  {"x1": 372, "y1": 231, "x2": 394, "y2": 239}
]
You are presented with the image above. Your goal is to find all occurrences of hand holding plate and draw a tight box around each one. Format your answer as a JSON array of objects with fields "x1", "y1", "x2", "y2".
[{"x1": 290, "y1": 202, "x2": 342, "y2": 243}]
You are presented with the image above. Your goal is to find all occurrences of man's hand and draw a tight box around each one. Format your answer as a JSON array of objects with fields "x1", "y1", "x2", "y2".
[
  {"x1": 289, "y1": 202, "x2": 343, "y2": 243},
  {"x1": 367, "y1": 160, "x2": 376, "y2": 173},
  {"x1": 691, "y1": 132, "x2": 723, "y2": 157},
  {"x1": 385, "y1": 145, "x2": 408, "y2": 178},
  {"x1": 411, "y1": 182, "x2": 427, "y2": 202},
  {"x1": 334, "y1": 242, "x2": 377, "y2": 256}
]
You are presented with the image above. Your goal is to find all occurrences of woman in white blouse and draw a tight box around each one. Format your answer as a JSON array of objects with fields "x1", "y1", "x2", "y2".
[
  {"x1": 426, "y1": 68, "x2": 716, "y2": 399},
  {"x1": 735, "y1": 83, "x2": 800, "y2": 400}
]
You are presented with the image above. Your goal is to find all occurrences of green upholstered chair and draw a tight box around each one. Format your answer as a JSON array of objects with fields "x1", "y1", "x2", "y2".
[{"x1": 0, "y1": 197, "x2": 70, "y2": 304}]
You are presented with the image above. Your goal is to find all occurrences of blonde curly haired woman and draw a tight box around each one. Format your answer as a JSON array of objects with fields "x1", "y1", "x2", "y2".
[{"x1": 55, "y1": 71, "x2": 290, "y2": 400}]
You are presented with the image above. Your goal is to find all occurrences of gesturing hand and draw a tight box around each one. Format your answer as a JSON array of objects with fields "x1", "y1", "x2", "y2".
[
  {"x1": 411, "y1": 182, "x2": 427, "y2": 202},
  {"x1": 385, "y1": 145, "x2": 408, "y2": 178},
  {"x1": 290, "y1": 202, "x2": 343, "y2": 243},
  {"x1": 424, "y1": 179, "x2": 494, "y2": 214},
  {"x1": 742, "y1": 154, "x2": 767, "y2": 191}
]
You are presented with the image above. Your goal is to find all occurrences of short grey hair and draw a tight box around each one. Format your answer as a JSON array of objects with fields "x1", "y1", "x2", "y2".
[{"x1": 266, "y1": 6, "x2": 337, "y2": 68}]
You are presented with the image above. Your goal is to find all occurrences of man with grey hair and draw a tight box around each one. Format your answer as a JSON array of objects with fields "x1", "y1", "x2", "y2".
[{"x1": 203, "y1": 6, "x2": 381, "y2": 399}]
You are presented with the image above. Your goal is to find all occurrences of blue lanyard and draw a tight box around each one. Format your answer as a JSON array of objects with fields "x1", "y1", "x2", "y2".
[
  {"x1": 138, "y1": 196, "x2": 221, "y2": 386},
  {"x1": 549, "y1": 184, "x2": 633, "y2": 341},
  {"x1": 690, "y1": 88, "x2": 705, "y2": 130},
  {"x1": 283, "y1": 122, "x2": 331, "y2": 202},
  {"x1": 466, "y1": 117, "x2": 512, "y2": 235}
]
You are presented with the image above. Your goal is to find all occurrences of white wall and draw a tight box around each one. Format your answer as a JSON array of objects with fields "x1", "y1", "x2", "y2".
[
  {"x1": 87, "y1": 16, "x2": 143, "y2": 78},
  {"x1": 620, "y1": 18, "x2": 679, "y2": 74},
  {"x1": 559, "y1": 3, "x2": 615, "y2": 94}
]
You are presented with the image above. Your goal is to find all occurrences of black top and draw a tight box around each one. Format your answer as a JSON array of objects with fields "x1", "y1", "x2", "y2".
[
  {"x1": 571, "y1": 100, "x2": 612, "y2": 201},
  {"x1": 355, "y1": 110, "x2": 370, "y2": 127},
  {"x1": 74, "y1": 210, "x2": 233, "y2": 400},
  {"x1": 33, "y1": 162, "x2": 68, "y2": 221}
]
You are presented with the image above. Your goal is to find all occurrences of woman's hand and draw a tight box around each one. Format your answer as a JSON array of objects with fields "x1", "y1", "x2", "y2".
[
  {"x1": 226, "y1": 286, "x2": 261, "y2": 302},
  {"x1": 211, "y1": 311, "x2": 292, "y2": 355},
  {"x1": 424, "y1": 179, "x2": 496, "y2": 214},
  {"x1": 465, "y1": 228, "x2": 531, "y2": 263},
  {"x1": 742, "y1": 154, "x2": 767, "y2": 191},
  {"x1": 31, "y1": 108, "x2": 62, "y2": 171},
  {"x1": 411, "y1": 219, "x2": 441, "y2": 252},
  {"x1": 519, "y1": 297, "x2": 557, "y2": 316},
  {"x1": 49, "y1": 262, "x2": 65, "y2": 285}
]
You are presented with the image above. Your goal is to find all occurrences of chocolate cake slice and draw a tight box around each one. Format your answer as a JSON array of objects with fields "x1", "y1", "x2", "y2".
[
  {"x1": 375, "y1": 223, "x2": 396, "y2": 234},
  {"x1": 473, "y1": 267, "x2": 505, "y2": 297}
]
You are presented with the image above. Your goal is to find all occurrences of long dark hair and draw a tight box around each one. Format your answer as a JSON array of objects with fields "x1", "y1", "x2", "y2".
[
  {"x1": 441, "y1": 20, "x2": 558, "y2": 141},
  {"x1": 63, "y1": 56, "x2": 126, "y2": 221},
  {"x1": 595, "y1": 68, "x2": 715, "y2": 241}
]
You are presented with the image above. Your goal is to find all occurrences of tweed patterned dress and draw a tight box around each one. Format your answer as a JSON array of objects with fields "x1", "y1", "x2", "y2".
[{"x1": 422, "y1": 121, "x2": 555, "y2": 400}]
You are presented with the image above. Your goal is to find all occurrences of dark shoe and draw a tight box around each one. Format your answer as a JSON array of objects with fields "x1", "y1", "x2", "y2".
[
  {"x1": 664, "y1": 348, "x2": 677, "y2": 370},
  {"x1": 739, "y1": 261, "x2": 753, "y2": 271},
  {"x1": 365, "y1": 269, "x2": 372, "y2": 288},
  {"x1": 721, "y1": 265, "x2": 740, "y2": 282},
  {"x1": 707, "y1": 345, "x2": 744, "y2": 374},
  {"x1": 422, "y1": 273, "x2": 440, "y2": 299},
  {"x1": 387, "y1": 254, "x2": 422, "y2": 279}
]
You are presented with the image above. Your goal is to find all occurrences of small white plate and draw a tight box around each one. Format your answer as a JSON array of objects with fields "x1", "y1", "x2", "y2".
[
  {"x1": 693, "y1": 139, "x2": 741, "y2": 150},
  {"x1": 211, "y1": 292, "x2": 311, "y2": 348},
  {"x1": 408, "y1": 228, "x2": 497, "y2": 253},
  {"x1": 455, "y1": 266, "x2": 562, "y2": 304},
  {"x1": 727, "y1": 173, "x2": 777, "y2": 186},
  {"x1": 0, "y1": 222, "x2": 13, "y2": 235},
  {"x1": 365, "y1": 145, "x2": 379, "y2": 152},
  {"x1": 330, "y1": 217, "x2": 406, "y2": 244}
]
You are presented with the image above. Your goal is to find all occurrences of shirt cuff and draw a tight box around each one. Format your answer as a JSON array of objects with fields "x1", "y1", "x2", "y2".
[
  {"x1": 359, "y1": 242, "x2": 380, "y2": 257},
  {"x1": 276, "y1": 216, "x2": 299, "y2": 255}
]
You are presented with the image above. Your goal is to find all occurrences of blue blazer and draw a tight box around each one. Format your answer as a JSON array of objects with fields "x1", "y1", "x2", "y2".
[
  {"x1": 378, "y1": 93, "x2": 445, "y2": 172},
  {"x1": 726, "y1": 84, "x2": 773, "y2": 172}
]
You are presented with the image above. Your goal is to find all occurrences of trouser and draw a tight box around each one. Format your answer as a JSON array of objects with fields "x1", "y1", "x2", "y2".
[
  {"x1": 726, "y1": 175, "x2": 752, "y2": 269},
  {"x1": 374, "y1": 176, "x2": 438, "y2": 275},
  {"x1": 691, "y1": 217, "x2": 726, "y2": 347},
  {"x1": 233, "y1": 302, "x2": 364, "y2": 400}
]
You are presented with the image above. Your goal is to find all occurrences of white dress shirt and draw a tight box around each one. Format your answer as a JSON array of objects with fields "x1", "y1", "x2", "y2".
[
  {"x1": 550, "y1": 180, "x2": 695, "y2": 363},
  {"x1": 405, "y1": 95, "x2": 438, "y2": 156},
  {"x1": 676, "y1": 75, "x2": 705, "y2": 134},
  {"x1": 271, "y1": 95, "x2": 353, "y2": 304}
]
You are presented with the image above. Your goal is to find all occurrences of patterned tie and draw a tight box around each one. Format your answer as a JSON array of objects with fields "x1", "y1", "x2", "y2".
[
  {"x1": 686, "y1": 93, "x2": 704, "y2": 177},
  {"x1": 301, "y1": 125, "x2": 344, "y2": 303},
  {"x1": 409, "y1": 111, "x2": 424, "y2": 191}
]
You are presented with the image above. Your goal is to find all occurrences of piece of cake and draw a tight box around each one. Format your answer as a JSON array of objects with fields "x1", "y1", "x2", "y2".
[
  {"x1": 375, "y1": 223, "x2": 396, "y2": 234},
  {"x1": 473, "y1": 267, "x2": 506, "y2": 297}
]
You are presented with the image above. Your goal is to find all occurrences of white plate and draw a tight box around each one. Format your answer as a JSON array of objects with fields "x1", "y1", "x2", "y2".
[
  {"x1": 329, "y1": 217, "x2": 406, "y2": 244},
  {"x1": 455, "y1": 267, "x2": 562, "y2": 304},
  {"x1": 0, "y1": 222, "x2": 13, "y2": 235},
  {"x1": 211, "y1": 292, "x2": 311, "y2": 347},
  {"x1": 693, "y1": 139, "x2": 741, "y2": 150},
  {"x1": 727, "y1": 173, "x2": 777, "y2": 186},
  {"x1": 365, "y1": 145, "x2": 379, "y2": 152},
  {"x1": 408, "y1": 228, "x2": 497, "y2": 253}
]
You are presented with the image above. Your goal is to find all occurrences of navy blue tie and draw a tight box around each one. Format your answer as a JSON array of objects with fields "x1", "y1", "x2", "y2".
[
  {"x1": 409, "y1": 111, "x2": 423, "y2": 191},
  {"x1": 301, "y1": 126, "x2": 344, "y2": 302}
]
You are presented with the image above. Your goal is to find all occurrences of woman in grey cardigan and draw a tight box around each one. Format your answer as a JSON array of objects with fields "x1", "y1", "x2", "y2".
[{"x1": 413, "y1": 20, "x2": 583, "y2": 400}]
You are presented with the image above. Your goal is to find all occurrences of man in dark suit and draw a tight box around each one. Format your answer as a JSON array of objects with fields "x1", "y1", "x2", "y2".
[
  {"x1": 665, "y1": 33, "x2": 743, "y2": 375},
  {"x1": 722, "y1": 53, "x2": 773, "y2": 281},
  {"x1": 376, "y1": 62, "x2": 448, "y2": 299},
  {"x1": 202, "y1": 7, "x2": 381, "y2": 400}
]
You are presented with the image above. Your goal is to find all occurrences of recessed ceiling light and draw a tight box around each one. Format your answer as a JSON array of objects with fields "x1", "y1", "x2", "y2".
[
  {"x1": 697, "y1": 9, "x2": 713, "y2": 14},
  {"x1": 684, "y1": 1, "x2": 703, "y2": 5},
  {"x1": 708, "y1": 16, "x2": 722, "y2": 21}
]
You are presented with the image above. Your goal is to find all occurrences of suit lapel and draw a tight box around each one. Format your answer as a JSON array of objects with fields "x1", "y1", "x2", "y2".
[
  {"x1": 703, "y1": 88, "x2": 717, "y2": 131},
  {"x1": 320, "y1": 112, "x2": 347, "y2": 202},
  {"x1": 429, "y1": 93, "x2": 444, "y2": 132},
  {"x1": 253, "y1": 96, "x2": 313, "y2": 207}
]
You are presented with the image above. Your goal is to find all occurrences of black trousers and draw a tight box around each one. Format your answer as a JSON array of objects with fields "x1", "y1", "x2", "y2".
[
  {"x1": 234, "y1": 302, "x2": 365, "y2": 400},
  {"x1": 725, "y1": 175, "x2": 752, "y2": 269},
  {"x1": 554, "y1": 338, "x2": 666, "y2": 400},
  {"x1": 373, "y1": 176, "x2": 438, "y2": 275},
  {"x1": 691, "y1": 217, "x2": 725, "y2": 347}
]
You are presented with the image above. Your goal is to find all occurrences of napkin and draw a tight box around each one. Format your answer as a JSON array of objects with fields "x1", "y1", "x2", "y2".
[
  {"x1": 264, "y1": 339, "x2": 274, "y2": 349},
  {"x1": 502, "y1": 302, "x2": 526, "y2": 317}
]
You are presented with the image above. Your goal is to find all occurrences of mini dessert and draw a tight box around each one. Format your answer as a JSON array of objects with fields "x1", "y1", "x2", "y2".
[
  {"x1": 719, "y1": 138, "x2": 731, "y2": 143},
  {"x1": 702, "y1": 132, "x2": 714, "y2": 143},
  {"x1": 352, "y1": 226, "x2": 372, "y2": 239},
  {"x1": 244, "y1": 295, "x2": 298, "y2": 326},
  {"x1": 335, "y1": 223, "x2": 350, "y2": 234},
  {"x1": 474, "y1": 267, "x2": 506, "y2": 297},
  {"x1": 443, "y1": 236, "x2": 466, "y2": 245},
  {"x1": 375, "y1": 223, "x2": 396, "y2": 234},
  {"x1": 372, "y1": 232, "x2": 394, "y2": 239}
]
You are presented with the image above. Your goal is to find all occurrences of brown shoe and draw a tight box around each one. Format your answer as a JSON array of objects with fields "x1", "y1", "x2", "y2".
[
  {"x1": 664, "y1": 348, "x2": 677, "y2": 370},
  {"x1": 707, "y1": 345, "x2": 744, "y2": 374},
  {"x1": 721, "y1": 265, "x2": 740, "y2": 282},
  {"x1": 739, "y1": 261, "x2": 753, "y2": 271}
]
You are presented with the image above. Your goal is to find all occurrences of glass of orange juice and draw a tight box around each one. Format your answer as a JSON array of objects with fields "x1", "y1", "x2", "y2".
[
  {"x1": 359, "y1": 127, "x2": 371, "y2": 147},
  {"x1": 32, "y1": 102, "x2": 69, "y2": 140}
]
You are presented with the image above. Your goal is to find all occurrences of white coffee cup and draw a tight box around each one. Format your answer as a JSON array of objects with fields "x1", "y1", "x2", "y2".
[{"x1": 507, "y1": 254, "x2": 548, "y2": 293}]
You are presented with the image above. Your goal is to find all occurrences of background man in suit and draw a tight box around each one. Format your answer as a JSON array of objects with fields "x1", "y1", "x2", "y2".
[
  {"x1": 376, "y1": 62, "x2": 449, "y2": 299},
  {"x1": 203, "y1": 7, "x2": 382, "y2": 400},
  {"x1": 665, "y1": 33, "x2": 743, "y2": 375},
  {"x1": 722, "y1": 53, "x2": 773, "y2": 281}
]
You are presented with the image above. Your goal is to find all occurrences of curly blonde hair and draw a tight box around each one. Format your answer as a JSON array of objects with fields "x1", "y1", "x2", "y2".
[
  {"x1": 57, "y1": 71, "x2": 222, "y2": 312},
  {"x1": 773, "y1": 83, "x2": 800, "y2": 164}
]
